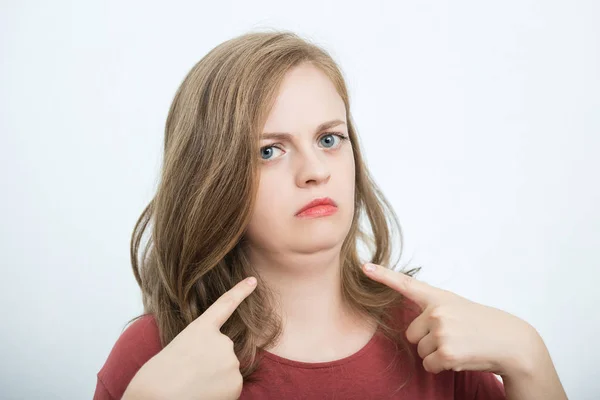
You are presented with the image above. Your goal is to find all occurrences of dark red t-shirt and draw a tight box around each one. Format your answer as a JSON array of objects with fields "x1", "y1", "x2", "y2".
[{"x1": 94, "y1": 306, "x2": 506, "y2": 399}]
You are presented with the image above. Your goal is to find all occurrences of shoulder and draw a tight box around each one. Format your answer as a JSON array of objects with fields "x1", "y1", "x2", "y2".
[{"x1": 95, "y1": 314, "x2": 162, "y2": 400}]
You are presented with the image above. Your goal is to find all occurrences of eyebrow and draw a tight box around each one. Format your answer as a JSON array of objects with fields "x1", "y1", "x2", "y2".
[{"x1": 261, "y1": 119, "x2": 346, "y2": 140}]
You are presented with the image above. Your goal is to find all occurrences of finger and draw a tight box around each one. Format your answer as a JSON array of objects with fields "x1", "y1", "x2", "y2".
[
  {"x1": 416, "y1": 332, "x2": 438, "y2": 359},
  {"x1": 405, "y1": 311, "x2": 431, "y2": 344},
  {"x1": 422, "y1": 351, "x2": 447, "y2": 374},
  {"x1": 362, "y1": 263, "x2": 438, "y2": 308},
  {"x1": 200, "y1": 277, "x2": 258, "y2": 329}
]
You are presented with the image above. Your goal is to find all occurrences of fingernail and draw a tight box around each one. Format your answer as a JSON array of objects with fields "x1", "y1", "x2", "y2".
[
  {"x1": 247, "y1": 277, "x2": 257, "y2": 286},
  {"x1": 364, "y1": 263, "x2": 376, "y2": 272}
]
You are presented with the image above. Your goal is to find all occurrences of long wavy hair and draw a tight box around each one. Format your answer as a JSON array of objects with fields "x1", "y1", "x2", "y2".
[{"x1": 129, "y1": 29, "x2": 422, "y2": 388}]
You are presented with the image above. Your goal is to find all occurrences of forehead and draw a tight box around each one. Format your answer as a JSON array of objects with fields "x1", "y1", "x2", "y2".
[{"x1": 262, "y1": 64, "x2": 347, "y2": 134}]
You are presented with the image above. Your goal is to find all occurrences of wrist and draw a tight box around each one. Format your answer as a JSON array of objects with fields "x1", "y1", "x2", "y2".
[{"x1": 497, "y1": 324, "x2": 547, "y2": 379}]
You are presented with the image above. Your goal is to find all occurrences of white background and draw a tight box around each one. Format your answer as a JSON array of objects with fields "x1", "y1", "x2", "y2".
[{"x1": 1, "y1": 0, "x2": 598, "y2": 398}]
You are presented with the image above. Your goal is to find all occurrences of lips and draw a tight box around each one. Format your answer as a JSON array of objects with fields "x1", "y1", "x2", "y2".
[{"x1": 295, "y1": 197, "x2": 338, "y2": 216}]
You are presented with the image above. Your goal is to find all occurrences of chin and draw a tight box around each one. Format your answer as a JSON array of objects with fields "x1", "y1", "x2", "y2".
[
  {"x1": 294, "y1": 223, "x2": 350, "y2": 250},
  {"x1": 293, "y1": 238, "x2": 344, "y2": 254}
]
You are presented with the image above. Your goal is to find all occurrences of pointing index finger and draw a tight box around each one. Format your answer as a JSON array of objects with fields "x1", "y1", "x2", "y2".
[
  {"x1": 363, "y1": 263, "x2": 436, "y2": 308},
  {"x1": 200, "y1": 277, "x2": 257, "y2": 329}
]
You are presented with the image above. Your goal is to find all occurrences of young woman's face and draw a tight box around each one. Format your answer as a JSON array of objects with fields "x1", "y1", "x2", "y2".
[{"x1": 245, "y1": 63, "x2": 355, "y2": 255}]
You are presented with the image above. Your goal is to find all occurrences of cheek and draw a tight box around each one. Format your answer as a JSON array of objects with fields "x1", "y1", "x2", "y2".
[
  {"x1": 245, "y1": 174, "x2": 291, "y2": 241},
  {"x1": 255, "y1": 173, "x2": 289, "y2": 213}
]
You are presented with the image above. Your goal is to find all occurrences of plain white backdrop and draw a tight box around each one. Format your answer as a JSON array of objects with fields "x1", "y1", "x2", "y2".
[{"x1": 1, "y1": 0, "x2": 598, "y2": 398}]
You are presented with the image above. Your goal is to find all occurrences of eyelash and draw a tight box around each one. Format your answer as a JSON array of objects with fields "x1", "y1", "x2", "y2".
[{"x1": 260, "y1": 132, "x2": 349, "y2": 161}]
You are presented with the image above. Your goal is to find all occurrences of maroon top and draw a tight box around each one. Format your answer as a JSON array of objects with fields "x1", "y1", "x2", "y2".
[{"x1": 94, "y1": 304, "x2": 506, "y2": 399}]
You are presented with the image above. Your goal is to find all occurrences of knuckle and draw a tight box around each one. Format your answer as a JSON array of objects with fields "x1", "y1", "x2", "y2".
[
  {"x1": 216, "y1": 334, "x2": 234, "y2": 351},
  {"x1": 222, "y1": 335, "x2": 235, "y2": 347},
  {"x1": 429, "y1": 307, "x2": 444, "y2": 320},
  {"x1": 220, "y1": 293, "x2": 237, "y2": 307},
  {"x1": 432, "y1": 329, "x2": 445, "y2": 340},
  {"x1": 405, "y1": 329, "x2": 418, "y2": 344},
  {"x1": 438, "y1": 345, "x2": 456, "y2": 363},
  {"x1": 398, "y1": 276, "x2": 413, "y2": 292}
]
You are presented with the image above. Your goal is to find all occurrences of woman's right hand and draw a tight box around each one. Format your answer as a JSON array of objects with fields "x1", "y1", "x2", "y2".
[{"x1": 122, "y1": 276, "x2": 258, "y2": 400}]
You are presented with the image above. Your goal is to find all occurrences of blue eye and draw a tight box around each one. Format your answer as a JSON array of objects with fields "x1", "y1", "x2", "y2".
[
  {"x1": 260, "y1": 133, "x2": 348, "y2": 162},
  {"x1": 260, "y1": 146, "x2": 283, "y2": 160},
  {"x1": 320, "y1": 134, "x2": 337, "y2": 148},
  {"x1": 319, "y1": 133, "x2": 348, "y2": 148}
]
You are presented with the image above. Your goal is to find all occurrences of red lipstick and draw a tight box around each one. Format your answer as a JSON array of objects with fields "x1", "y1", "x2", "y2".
[{"x1": 295, "y1": 197, "x2": 338, "y2": 218}]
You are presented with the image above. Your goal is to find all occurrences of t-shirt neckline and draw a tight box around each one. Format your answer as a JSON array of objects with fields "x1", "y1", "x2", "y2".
[{"x1": 259, "y1": 326, "x2": 382, "y2": 369}]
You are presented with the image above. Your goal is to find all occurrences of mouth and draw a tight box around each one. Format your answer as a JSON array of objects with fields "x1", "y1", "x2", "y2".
[{"x1": 295, "y1": 197, "x2": 338, "y2": 218}]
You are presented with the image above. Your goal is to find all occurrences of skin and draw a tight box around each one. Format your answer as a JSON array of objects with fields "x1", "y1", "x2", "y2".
[
  {"x1": 124, "y1": 63, "x2": 567, "y2": 400},
  {"x1": 123, "y1": 278, "x2": 259, "y2": 400},
  {"x1": 243, "y1": 62, "x2": 377, "y2": 360},
  {"x1": 243, "y1": 61, "x2": 568, "y2": 398},
  {"x1": 363, "y1": 262, "x2": 568, "y2": 399}
]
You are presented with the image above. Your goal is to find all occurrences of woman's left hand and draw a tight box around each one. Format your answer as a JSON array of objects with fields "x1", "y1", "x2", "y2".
[{"x1": 362, "y1": 262, "x2": 544, "y2": 377}]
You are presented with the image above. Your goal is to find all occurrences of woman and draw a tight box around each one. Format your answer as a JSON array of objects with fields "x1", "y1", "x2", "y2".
[{"x1": 94, "y1": 30, "x2": 567, "y2": 399}]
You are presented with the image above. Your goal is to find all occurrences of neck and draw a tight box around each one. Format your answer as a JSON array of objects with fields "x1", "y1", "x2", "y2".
[{"x1": 247, "y1": 243, "x2": 366, "y2": 340}]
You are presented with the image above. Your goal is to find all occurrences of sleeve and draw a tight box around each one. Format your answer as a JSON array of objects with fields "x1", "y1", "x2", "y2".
[
  {"x1": 454, "y1": 370, "x2": 506, "y2": 400},
  {"x1": 93, "y1": 377, "x2": 115, "y2": 400},
  {"x1": 93, "y1": 315, "x2": 162, "y2": 400}
]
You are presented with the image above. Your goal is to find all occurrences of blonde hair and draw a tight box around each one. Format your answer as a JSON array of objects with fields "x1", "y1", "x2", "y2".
[{"x1": 129, "y1": 29, "x2": 422, "y2": 389}]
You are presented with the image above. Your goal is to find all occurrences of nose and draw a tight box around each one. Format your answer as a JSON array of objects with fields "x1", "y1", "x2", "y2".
[{"x1": 295, "y1": 147, "x2": 331, "y2": 188}]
